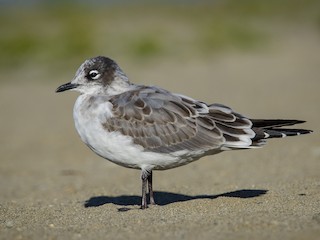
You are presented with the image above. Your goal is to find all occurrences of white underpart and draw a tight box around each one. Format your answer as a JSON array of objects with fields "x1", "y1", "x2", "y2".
[{"x1": 73, "y1": 94, "x2": 207, "y2": 171}]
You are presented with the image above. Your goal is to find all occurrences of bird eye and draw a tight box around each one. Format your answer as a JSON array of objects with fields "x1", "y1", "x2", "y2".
[{"x1": 88, "y1": 70, "x2": 100, "y2": 80}]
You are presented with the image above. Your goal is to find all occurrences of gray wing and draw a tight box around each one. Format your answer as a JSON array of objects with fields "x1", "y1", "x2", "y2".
[{"x1": 103, "y1": 86, "x2": 256, "y2": 153}]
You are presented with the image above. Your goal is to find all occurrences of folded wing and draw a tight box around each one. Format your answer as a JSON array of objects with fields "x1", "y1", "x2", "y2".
[{"x1": 102, "y1": 86, "x2": 258, "y2": 153}]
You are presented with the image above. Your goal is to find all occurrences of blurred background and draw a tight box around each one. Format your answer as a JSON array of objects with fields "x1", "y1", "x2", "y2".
[
  {"x1": 0, "y1": 1, "x2": 319, "y2": 239},
  {"x1": 1, "y1": 0, "x2": 319, "y2": 81}
]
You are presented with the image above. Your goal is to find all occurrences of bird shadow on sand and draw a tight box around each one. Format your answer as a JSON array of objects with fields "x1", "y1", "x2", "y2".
[{"x1": 84, "y1": 189, "x2": 268, "y2": 210}]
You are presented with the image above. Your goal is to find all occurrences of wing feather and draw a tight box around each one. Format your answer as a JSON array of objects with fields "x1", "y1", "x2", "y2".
[{"x1": 102, "y1": 86, "x2": 255, "y2": 153}]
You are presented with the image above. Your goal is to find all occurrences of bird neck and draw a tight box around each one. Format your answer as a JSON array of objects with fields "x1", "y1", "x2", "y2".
[{"x1": 105, "y1": 74, "x2": 133, "y2": 96}]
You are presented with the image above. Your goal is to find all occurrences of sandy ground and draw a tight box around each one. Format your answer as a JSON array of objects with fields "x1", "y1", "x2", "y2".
[{"x1": 1, "y1": 29, "x2": 320, "y2": 240}]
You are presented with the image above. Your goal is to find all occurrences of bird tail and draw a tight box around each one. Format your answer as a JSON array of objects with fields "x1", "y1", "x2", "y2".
[{"x1": 250, "y1": 119, "x2": 313, "y2": 146}]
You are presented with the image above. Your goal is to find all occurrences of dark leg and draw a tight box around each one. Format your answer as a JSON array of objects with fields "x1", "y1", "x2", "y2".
[
  {"x1": 141, "y1": 170, "x2": 149, "y2": 209},
  {"x1": 148, "y1": 171, "x2": 156, "y2": 205}
]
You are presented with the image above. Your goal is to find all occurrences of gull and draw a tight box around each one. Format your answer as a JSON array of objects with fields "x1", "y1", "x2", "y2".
[{"x1": 56, "y1": 56, "x2": 312, "y2": 209}]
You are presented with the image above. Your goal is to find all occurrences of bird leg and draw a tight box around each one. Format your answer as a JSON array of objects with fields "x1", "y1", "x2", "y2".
[
  {"x1": 147, "y1": 171, "x2": 155, "y2": 205},
  {"x1": 141, "y1": 170, "x2": 155, "y2": 209},
  {"x1": 141, "y1": 170, "x2": 149, "y2": 209}
]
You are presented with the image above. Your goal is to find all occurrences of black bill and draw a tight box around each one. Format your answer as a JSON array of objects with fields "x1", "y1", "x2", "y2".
[{"x1": 56, "y1": 82, "x2": 78, "y2": 93}]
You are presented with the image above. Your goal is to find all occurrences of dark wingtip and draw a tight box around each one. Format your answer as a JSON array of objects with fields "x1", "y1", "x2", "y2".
[
  {"x1": 294, "y1": 120, "x2": 306, "y2": 124},
  {"x1": 251, "y1": 119, "x2": 307, "y2": 128}
]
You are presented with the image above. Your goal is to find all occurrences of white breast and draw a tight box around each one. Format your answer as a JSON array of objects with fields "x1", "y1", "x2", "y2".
[{"x1": 72, "y1": 94, "x2": 199, "y2": 171}]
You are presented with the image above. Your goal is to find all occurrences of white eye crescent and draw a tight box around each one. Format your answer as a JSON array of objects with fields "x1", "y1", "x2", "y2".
[{"x1": 88, "y1": 70, "x2": 100, "y2": 80}]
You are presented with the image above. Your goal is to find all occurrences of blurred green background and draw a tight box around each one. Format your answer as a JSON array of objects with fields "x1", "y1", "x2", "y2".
[{"x1": 1, "y1": 0, "x2": 319, "y2": 81}]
